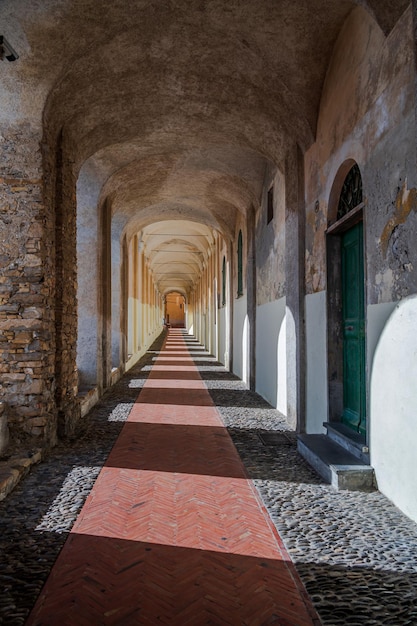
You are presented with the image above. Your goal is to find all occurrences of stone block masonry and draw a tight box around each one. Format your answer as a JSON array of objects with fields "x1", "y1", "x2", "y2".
[{"x1": 0, "y1": 124, "x2": 57, "y2": 448}]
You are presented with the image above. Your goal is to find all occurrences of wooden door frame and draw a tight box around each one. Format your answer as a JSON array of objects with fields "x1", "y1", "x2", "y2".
[{"x1": 326, "y1": 162, "x2": 368, "y2": 442}]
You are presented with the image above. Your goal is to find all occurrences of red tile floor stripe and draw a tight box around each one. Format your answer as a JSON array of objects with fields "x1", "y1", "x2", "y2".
[{"x1": 27, "y1": 329, "x2": 320, "y2": 625}]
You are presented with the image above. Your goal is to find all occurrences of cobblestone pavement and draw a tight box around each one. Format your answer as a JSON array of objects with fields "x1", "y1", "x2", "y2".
[{"x1": 1, "y1": 331, "x2": 417, "y2": 625}]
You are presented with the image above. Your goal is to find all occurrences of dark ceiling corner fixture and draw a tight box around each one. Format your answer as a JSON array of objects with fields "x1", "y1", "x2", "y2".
[{"x1": 0, "y1": 36, "x2": 19, "y2": 62}]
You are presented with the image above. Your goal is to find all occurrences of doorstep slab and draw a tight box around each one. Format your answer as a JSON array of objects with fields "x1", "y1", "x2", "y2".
[{"x1": 298, "y1": 434, "x2": 374, "y2": 491}]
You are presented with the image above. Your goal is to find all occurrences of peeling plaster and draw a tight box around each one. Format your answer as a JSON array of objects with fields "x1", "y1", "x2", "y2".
[
  {"x1": 305, "y1": 200, "x2": 327, "y2": 294},
  {"x1": 380, "y1": 180, "x2": 417, "y2": 257}
]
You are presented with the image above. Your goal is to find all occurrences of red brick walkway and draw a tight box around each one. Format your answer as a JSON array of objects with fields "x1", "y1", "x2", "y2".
[{"x1": 27, "y1": 330, "x2": 319, "y2": 626}]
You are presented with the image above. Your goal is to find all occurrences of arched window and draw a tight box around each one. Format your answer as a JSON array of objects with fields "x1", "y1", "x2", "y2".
[
  {"x1": 222, "y1": 256, "x2": 226, "y2": 306},
  {"x1": 237, "y1": 230, "x2": 243, "y2": 297},
  {"x1": 337, "y1": 163, "x2": 363, "y2": 220}
]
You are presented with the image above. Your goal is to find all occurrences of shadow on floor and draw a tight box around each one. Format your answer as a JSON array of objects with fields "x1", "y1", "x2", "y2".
[
  {"x1": 1, "y1": 332, "x2": 416, "y2": 626},
  {"x1": 0, "y1": 331, "x2": 167, "y2": 625},
  {"x1": 26, "y1": 534, "x2": 320, "y2": 626}
]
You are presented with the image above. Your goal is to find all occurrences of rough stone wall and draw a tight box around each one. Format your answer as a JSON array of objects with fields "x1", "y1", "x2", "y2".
[
  {"x1": 0, "y1": 117, "x2": 81, "y2": 449},
  {"x1": 0, "y1": 123, "x2": 56, "y2": 447},
  {"x1": 256, "y1": 166, "x2": 286, "y2": 306}
]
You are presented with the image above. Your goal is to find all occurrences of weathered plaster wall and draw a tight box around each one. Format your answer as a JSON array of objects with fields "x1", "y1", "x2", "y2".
[
  {"x1": 366, "y1": 128, "x2": 417, "y2": 305},
  {"x1": 303, "y1": 6, "x2": 417, "y2": 519},
  {"x1": 256, "y1": 167, "x2": 286, "y2": 305},
  {"x1": 305, "y1": 6, "x2": 416, "y2": 300}
]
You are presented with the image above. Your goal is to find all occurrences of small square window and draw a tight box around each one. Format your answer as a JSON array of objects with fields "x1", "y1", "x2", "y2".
[{"x1": 267, "y1": 186, "x2": 274, "y2": 224}]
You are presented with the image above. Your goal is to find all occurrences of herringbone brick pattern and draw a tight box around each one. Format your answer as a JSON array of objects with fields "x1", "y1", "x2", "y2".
[{"x1": 27, "y1": 330, "x2": 319, "y2": 625}]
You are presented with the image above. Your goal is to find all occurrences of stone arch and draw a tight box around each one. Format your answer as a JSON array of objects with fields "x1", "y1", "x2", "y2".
[{"x1": 327, "y1": 158, "x2": 359, "y2": 227}]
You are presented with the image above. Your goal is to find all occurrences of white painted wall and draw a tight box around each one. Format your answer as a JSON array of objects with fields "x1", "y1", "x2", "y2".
[
  {"x1": 233, "y1": 295, "x2": 248, "y2": 382},
  {"x1": 125, "y1": 324, "x2": 162, "y2": 373},
  {"x1": 218, "y1": 307, "x2": 226, "y2": 366},
  {"x1": 370, "y1": 295, "x2": 417, "y2": 523},
  {"x1": 367, "y1": 301, "x2": 397, "y2": 382},
  {"x1": 305, "y1": 291, "x2": 328, "y2": 433},
  {"x1": 127, "y1": 295, "x2": 136, "y2": 354},
  {"x1": 255, "y1": 297, "x2": 287, "y2": 414},
  {"x1": 210, "y1": 308, "x2": 217, "y2": 358}
]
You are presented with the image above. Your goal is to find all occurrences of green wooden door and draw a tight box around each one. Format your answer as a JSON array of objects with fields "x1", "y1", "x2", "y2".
[{"x1": 341, "y1": 222, "x2": 366, "y2": 434}]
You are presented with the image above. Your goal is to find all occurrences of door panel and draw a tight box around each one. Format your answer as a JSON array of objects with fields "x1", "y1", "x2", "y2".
[{"x1": 341, "y1": 222, "x2": 366, "y2": 433}]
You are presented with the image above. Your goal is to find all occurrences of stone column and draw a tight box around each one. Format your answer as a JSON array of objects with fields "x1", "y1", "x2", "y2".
[
  {"x1": 285, "y1": 143, "x2": 306, "y2": 431},
  {"x1": 127, "y1": 236, "x2": 135, "y2": 357},
  {"x1": 76, "y1": 163, "x2": 101, "y2": 389},
  {"x1": 110, "y1": 216, "x2": 124, "y2": 371},
  {"x1": 246, "y1": 205, "x2": 257, "y2": 391},
  {"x1": 120, "y1": 235, "x2": 128, "y2": 368},
  {"x1": 227, "y1": 238, "x2": 234, "y2": 372},
  {"x1": 98, "y1": 199, "x2": 112, "y2": 390}
]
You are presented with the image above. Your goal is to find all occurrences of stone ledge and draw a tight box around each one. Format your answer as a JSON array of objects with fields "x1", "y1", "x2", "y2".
[
  {"x1": 79, "y1": 386, "x2": 99, "y2": 418},
  {"x1": 0, "y1": 448, "x2": 42, "y2": 501},
  {"x1": 297, "y1": 434, "x2": 375, "y2": 491}
]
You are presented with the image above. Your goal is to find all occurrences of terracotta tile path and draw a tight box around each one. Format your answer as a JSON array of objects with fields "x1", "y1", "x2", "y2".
[{"x1": 27, "y1": 329, "x2": 320, "y2": 626}]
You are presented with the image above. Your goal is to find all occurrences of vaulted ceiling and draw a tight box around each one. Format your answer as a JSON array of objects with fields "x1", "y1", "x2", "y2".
[{"x1": 0, "y1": 0, "x2": 409, "y2": 294}]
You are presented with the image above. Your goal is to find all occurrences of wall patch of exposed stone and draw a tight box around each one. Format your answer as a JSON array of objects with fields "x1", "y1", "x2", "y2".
[
  {"x1": 380, "y1": 181, "x2": 417, "y2": 258},
  {"x1": 0, "y1": 124, "x2": 57, "y2": 448},
  {"x1": 305, "y1": 199, "x2": 327, "y2": 294},
  {"x1": 373, "y1": 178, "x2": 417, "y2": 303}
]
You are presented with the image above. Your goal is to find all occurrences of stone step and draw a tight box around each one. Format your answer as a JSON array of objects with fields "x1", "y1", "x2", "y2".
[
  {"x1": 323, "y1": 421, "x2": 370, "y2": 464},
  {"x1": 297, "y1": 434, "x2": 375, "y2": 491},
  {"x1": 0, "y1": 449, "x2": 43, "y2": 501}
]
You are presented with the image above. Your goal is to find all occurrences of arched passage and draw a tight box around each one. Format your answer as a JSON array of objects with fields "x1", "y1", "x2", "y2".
[{"x1": 1, "y1": 0, "x2": 416, "y2": 529}]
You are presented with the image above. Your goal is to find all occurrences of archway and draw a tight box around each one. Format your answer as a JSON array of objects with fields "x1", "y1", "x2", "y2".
[{"x1": 165, "y1": 292, "x2": 186, "y2": 328}]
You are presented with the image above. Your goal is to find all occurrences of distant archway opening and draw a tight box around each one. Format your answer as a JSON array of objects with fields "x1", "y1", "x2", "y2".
[{"x1": 165, "y1": 292, "x2": 186, "y2": 328}]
